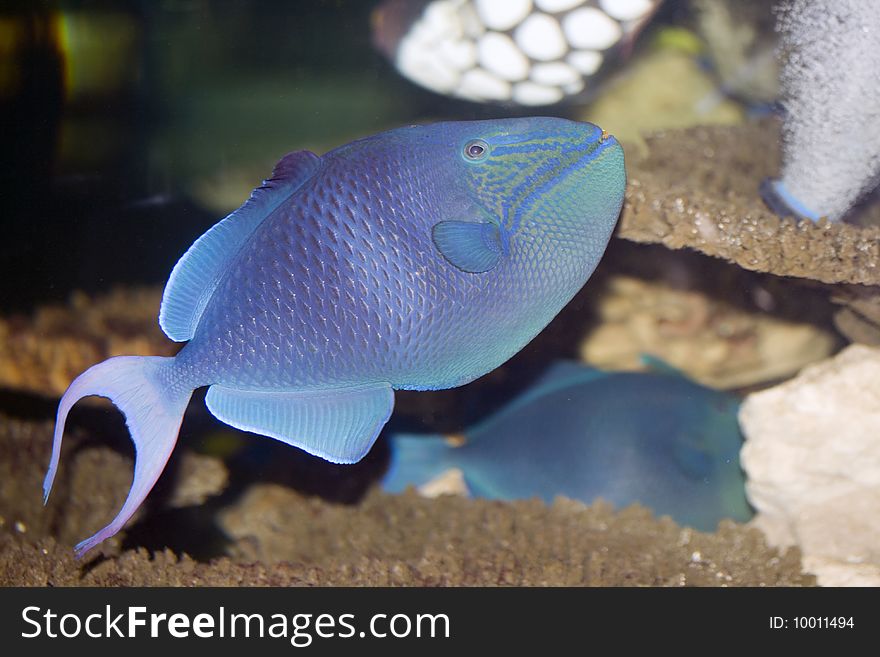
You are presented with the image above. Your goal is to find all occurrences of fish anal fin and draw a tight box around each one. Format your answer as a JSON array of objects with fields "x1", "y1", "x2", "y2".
[{"x1": 205, "y1": 382, "x2": 394, "y2": 464}]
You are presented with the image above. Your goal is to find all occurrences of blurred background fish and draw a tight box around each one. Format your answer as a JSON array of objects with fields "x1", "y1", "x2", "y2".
[{"x1": 383, "y1": 361, "x2": 753, "y2": 532}]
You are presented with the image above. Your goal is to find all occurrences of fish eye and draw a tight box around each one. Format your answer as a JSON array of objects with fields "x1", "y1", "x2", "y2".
[{"x1": 463, "y1": 139, "x2": 488, "y2": 161}]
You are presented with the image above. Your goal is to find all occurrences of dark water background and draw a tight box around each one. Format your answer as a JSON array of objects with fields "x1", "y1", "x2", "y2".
[{"x1": 1, "y1": 0, "x2": 519, "y2": 314}]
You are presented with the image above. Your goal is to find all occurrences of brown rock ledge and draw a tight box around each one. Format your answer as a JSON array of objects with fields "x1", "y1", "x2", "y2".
[{"x1": 619, "y1": 121, "x2": 880, "y2": 286}]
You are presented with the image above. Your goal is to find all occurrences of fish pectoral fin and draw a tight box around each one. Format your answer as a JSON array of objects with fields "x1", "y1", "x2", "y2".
[
  {"x1": 432, "y1": 220, "x2": 504, "y2": 273},
  {"x1": 205, "y1": 382, "x2": 394, "y2": 464}
]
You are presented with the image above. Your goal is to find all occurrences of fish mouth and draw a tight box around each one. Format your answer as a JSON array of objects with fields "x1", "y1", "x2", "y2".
[{"x1": 562, "y1": 126, "x2": 622, "y2": 174}]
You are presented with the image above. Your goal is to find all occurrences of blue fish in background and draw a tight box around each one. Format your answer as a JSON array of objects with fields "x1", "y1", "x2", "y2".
[
  {"x1": 383, "y1": 362, "x2": 753, "y2": 532},
  {"x1": 45, "y1": 118, "x2": 626, "y2": 556}
]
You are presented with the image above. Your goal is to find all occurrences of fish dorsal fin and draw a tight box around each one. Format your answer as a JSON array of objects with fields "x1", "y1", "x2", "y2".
[
  {"x1": 432, "y1": 220, "x2": 505, "y2": 273},
  {"x1": 159, "y1": 150, "x2": 321, "y2": 342}
]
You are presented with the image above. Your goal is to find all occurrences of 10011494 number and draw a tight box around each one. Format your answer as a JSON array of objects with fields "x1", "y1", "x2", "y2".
[{"x1": 793, "y1": 617, "x2": 854, "y2": 630}]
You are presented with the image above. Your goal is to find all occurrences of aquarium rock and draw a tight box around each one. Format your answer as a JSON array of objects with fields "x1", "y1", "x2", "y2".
[
  {"x1": 831, "y1": 286, "x2": 880, "y2": 347},
  {"x1": 167, "y1": 452, "x2": 229, "y2": 509},
  {"x1": 620, "y1": 121, "x2": 880, "y2": 285},
  {"x1": 0, "y1": 288, "x2": 172, "y2": 398},
  {"x1": 740, "y1": 344, "x2": 880, "y2": 586},
  {"x1": 216, "y1": 482, "x2": 806, "y2": 586},
  {"x1": 579, "y1": 274, "x2": 836, "y2": 389}
]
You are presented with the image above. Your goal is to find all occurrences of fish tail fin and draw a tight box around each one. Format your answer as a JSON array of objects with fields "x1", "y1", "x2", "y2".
[
  {"x1": 381, "y1": 433, "x2": 456, "y2": 493},
  {"x1": 44, "y1": 355, "x2": 193, "y2": 558}
]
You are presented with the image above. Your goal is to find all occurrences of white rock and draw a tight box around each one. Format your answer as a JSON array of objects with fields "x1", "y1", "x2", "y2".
[
  {"x1": 599, "y1": 0, "x2": 654, "y2": 22},
  {"x1": 531, "y1": 61, "x2": 580, "y2": 86},
  {"x1": 563, "y1": 78, "x2": 585, "y2": 95},
  {"x1": 397, "y1": 34, "x2": 460, "y2": 93},
  {"x1": 568, "y1": 49, "x2": 603, "y2": 75},
  {"x1": 563, "y1": 7, "x2": 622, "y2": 50},
  {"x1": 459, "y1": 2, "x2": 486, "y2": 37},
  {"x1": 439, "y1": 38, "x2": 477, "y2": 70},
  {"x1": 474, "y1": 0, "x2": 533, "y2": 31},
  {"x1": 478, "y1": 31, "x2": 530, "y2": 80},
  {"x1": 740, "y1": 344, "x2": 880, "y2": 586},
  {"x1": 514, "y1": 13, "x2": 568, "y2": 61},
  {"x1": 418, "y1": 467, "x2": 469, "y2": 498},
  {"x1": 458, "y1": 67, "x2": 512, "y2": 101},
  {"x1": 513, "y1": 80, "x2": 564, "y2": 105},
  {"x1": 535, "y1": 0, "x2": 586, "y2": 12},
  {"x1": 422, "y1": 0, "x2": 463, "y2": 39}
]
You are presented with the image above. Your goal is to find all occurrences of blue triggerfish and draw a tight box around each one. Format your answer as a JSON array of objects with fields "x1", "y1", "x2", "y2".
[
  {"x1": 45, "y1": 118, "x2": 626, "y2": 556},
  {"x1": 383, "y1": 362, "x2": 753, "y2": 531}
]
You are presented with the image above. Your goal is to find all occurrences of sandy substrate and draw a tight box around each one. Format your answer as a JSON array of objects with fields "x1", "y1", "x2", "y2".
[{"x1": 0, "y1": 415, "x2": 811, "y2": 586}]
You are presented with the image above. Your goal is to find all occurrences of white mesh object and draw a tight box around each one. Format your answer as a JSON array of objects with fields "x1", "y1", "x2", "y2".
[{"x1": 777, "y1": 0, "x2": 880, "y2": 221}]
